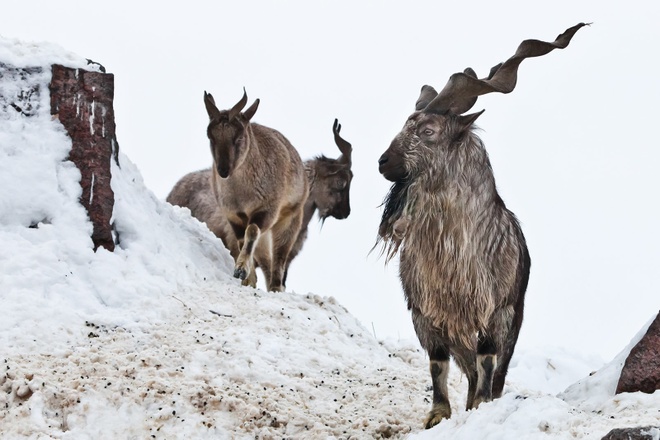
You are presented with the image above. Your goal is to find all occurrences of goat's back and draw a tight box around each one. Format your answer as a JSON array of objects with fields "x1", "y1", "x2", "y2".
[
  {"x1": 215, "y1": 123, "x2": 307, "y2": 217},
  {"x1": 166, "y1": 169, "x2": 235, "y2": 254}
]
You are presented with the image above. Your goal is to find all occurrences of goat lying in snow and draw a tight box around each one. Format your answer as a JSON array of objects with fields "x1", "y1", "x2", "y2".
[
  {"x1": 167, "y1": 118, "x2": 353, "y2": 288},
  {"x1": 190, "y1": 89, "x2": 308, "y2": 292},
  {"x1": 376, "y1": 23, "x2": 587, "y2": 428}
]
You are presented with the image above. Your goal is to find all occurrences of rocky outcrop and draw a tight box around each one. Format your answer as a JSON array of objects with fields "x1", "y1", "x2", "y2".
[
  {"x1": 601, "y1": 426, "x2": 660, "y2": 440},
  {"x1": 49, "y1": 64, "x2": 119, "y2": 251},
  {"x1": 616, "y1": 312, "x2": 660, "y2": 395}
]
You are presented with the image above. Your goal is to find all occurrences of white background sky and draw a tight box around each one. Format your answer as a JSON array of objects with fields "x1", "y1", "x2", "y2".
[{"x1": 3, "y1": 1, "x2": 658, "y2": 360}]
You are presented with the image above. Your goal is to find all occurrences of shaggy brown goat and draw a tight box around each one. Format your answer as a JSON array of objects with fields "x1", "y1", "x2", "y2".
[
  {"x1": 285, "y1": 119, "x2": 353, "y2": 284},
  {"x1": 200, "y1": 89, "x2": 307, "y2": 292},
  {"x1": 376, "y1": 23, "x2": 587, "y2": 428},
  {"x1": 167, "y1": 119, "x2": 353, "y2": 288}
]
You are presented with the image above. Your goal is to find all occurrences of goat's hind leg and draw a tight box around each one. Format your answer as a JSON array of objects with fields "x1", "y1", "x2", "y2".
[
  {"x1": 493, "y1": 298, "x2": 525, "y2": 399},
  {"x1": 267, "y1": 208, "x2": 303, "y2": 292}
]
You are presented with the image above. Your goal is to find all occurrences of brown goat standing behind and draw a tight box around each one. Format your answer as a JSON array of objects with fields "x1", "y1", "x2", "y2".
[
  {"x1": 199, "y1": 89, "x2": 308, "y2": 292},
  {"x1": 167, "y1": 119, "x2": 353, "y2": 289},
  {"x1": 377, "y1": 23, "x2": 587, "y2": 428},
  {"x1": 285, "y1": 119, "x2": 353, "y2": 285}
]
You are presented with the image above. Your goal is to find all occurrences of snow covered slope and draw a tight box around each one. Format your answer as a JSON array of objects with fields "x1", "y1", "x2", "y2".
[{"x1": 1, "y1": 36, "x2": 658, "y2": 439}]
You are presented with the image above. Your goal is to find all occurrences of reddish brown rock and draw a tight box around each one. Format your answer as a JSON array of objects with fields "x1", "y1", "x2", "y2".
[
  {"x1": 49, "y1": 64, "x2": 119, "y2": 251},
  {"x1": 601, "y1": 426, "x2": 660, "y2": 440},
  {"x1": 616, "y1": 312, "x2": 660, "y2": 395}
]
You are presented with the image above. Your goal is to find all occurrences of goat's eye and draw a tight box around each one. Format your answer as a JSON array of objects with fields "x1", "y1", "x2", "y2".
[{"x1": 423, "y1": 128, "x2": 434, "y2": 136}]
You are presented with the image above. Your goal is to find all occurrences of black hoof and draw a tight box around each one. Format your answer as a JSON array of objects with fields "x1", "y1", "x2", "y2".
[{"x1": 233, "y1": 268, "x2": 247, "y2": 280}]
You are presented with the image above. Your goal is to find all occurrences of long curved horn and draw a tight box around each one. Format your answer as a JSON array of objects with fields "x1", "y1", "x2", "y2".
[
  {"x1": 425, "y1": 22, "x2": 589, "y2": 115},
  {"x1": 333, "y1": 118, "x2": 352, "y2": 165},
  {"x1": 228, "y1": 88, "x2": 248, "y2": 120}
]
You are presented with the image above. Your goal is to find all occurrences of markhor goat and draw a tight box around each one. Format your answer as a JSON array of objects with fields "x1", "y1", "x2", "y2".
[
  {"x1": 201, "y1": 89, "x2": 308, "y2": 292},
  {"x1": 284, "y1": 119, "x2": 353, "y2": 285},
  {"x1": 376, "y1": 23, "x2": 587, "y2": 428},
  {"x1": 167, "y1": 119, "x2": 353, "y2": 287}
]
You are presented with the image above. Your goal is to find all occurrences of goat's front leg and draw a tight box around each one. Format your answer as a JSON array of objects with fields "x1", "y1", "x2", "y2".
[
  {"x1": 471, "y1": 334, "x2": 498, "y2": 409},
  {"x1": 424, "y1": 345, "x2": 452, "y2": 429},
  {"x1": 234, "y1": 223, "x2": 260, "y2": 287}
]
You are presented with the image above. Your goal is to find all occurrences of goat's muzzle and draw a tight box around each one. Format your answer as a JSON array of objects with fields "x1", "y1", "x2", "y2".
[
  {"x1": 378, "y1": 153, "x2": 389, "y2": 173},
  {"x1": 378, "y1": 153, "x2": 405, "y2": 182},
  {"x1": 331, "y1": 207, "x2": 350, "y2": 220},
  {"x1": 217, "y1": 165, "x2": 230, "y2": 179}
]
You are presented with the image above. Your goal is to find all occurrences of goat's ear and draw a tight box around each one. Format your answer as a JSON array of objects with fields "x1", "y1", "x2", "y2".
[
  {"x1": 457, "y1": 110, "x2": 485, "y2": 131},
  {"x1": 243, "y1": 99, "x2": 260, "y2": 121},
  {"x1": 204, "y1": 91, "x2": 221, "y2": 120}
]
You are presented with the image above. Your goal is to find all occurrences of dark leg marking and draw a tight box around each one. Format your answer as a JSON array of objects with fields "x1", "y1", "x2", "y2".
[
  {"x1": 249, "y1": 210, "x2": 270, "y2": 230},
  {"x1": 472, "y1": 334, "x2": 498, "y2": 407},
  {"x1": 477, "y1": 334, "x2": 497, "y2": 356},
  {"x1": 229, "y1": 220, "x2": 246, "y2": 241},
  {"x1": 425, "y1": 345, "x2": 452, "y2": 429}
]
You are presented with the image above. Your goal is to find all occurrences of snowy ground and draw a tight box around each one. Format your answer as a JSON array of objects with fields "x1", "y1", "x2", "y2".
[{"x1": 1, "y1": 36, "x2": 659, "y2": 439}]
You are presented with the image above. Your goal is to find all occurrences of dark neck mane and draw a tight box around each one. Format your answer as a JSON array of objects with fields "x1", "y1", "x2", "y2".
[{"x1": 375, "y1": 178, "x2": 410, "y2": 260}]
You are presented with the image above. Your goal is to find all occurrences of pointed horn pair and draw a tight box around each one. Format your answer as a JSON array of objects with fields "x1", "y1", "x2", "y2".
[{"x1": 228, "y1": 88, "x2": 248, "y2": 120}]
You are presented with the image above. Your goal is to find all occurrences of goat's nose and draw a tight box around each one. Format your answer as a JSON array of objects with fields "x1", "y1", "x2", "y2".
[
  {"x1": 335, "y1": 206, "x2": 350, "y2": 220},
  {"x1": 378, "y1": 154, "x2": 389, "y2": 166},
  {"x1": 217, "y1": 167, "x2": 230, "y2": 178}
]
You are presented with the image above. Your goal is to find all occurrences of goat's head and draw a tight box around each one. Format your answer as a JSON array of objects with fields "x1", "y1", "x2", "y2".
[
  {"x1": 310, "y1": 119, "x2": 353, "y2": 221},
  {"x1": 378, "y1": 105, "x2": 484, "y2": 183},
  {"x1": 378, "y1": 22, "x2": 588, "y2": 183},
  {"x1": 204, "y1": 89, "x2": 260, "y2": 179}
]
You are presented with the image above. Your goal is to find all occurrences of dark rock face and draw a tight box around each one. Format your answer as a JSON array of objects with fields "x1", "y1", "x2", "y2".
[
  {"x1": 601, "y1": 426, "x2": 660, "y2": 440},
  {"x1": 616, "y1": 312, "x2": 660, "y2": 395},
  {"x1": 49, "y1": 64, "x2": 119, "y2": 251}
]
